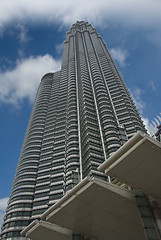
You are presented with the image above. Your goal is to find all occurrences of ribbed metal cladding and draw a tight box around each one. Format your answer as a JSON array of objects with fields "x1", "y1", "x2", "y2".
[{"x1": 1, "y1": 21, "x2": 146, "y2": 239}]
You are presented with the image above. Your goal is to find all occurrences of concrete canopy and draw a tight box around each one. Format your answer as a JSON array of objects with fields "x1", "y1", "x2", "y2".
[
  {"x1": 99, "y1": 132, "x2": 161, "y2": 205},
  {"x1": 26, "y1": 177, "x2": 146, "y2": 240},
  {"x1": 21, "y1": 220, "x2": 73, "y2": 240}
]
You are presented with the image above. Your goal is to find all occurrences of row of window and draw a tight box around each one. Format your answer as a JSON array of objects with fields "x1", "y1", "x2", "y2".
[{"x1": 1, "y1": 230, "x2": 21, "y2": 239}]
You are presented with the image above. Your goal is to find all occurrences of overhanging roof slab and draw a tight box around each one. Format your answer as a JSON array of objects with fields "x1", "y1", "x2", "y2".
[
  {"x1": 99, "y1": 132, "x2": 161, "y2": 204},
  {"x1": 40, "y1": 177, "x2": 146, "y2": 240},
  {"x1": 21, "y1": 220, "x2": 72, "y2": 240}
]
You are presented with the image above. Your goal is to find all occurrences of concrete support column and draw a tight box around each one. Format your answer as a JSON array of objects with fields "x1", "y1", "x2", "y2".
[
  {"x1": 135, "y1": 190, "x2": 161, "y2": 240},
  {"x1": 149, "y1": 198, "x2": 161, "y2": 238}
]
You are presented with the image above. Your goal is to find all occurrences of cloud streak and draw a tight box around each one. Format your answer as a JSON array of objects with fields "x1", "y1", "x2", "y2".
[
  {"x1": 16, "y1": 24, "x2": 30, "y2": 43},
  {"x1": 130, "y1": 87, "x2": 145, "y2": 114},
  {"x1": 110, "y1": 48, "x2": 128, "y2": 67},
  {"x1": 0, "y1": 55, "x2": 61, "y2": 106},
  {"x1": 0, "y1": 197, "x2": 9, "y2": 228},
  {"x1": 0, "y1": 0, "x2": 161, "y2": 30},
  {"x1": 0, "y1": 197, "x2": 8, "y2": 212},
  {"x1": 148, "y1": 81, "x2": 156, "y2": 91}
]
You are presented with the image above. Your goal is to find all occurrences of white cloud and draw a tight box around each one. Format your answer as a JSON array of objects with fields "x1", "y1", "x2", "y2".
[
  {"x1": 0, "y1": 197, "x2": 9, "y2": 228},
  {"x1": 130, "y1": 90, "x2": 150, "y2": 134},
  {"x1": 130, "y1": 87, "x2": 150, "y2": 134},
  {"x1": 0, "y1": 197, "x2": 8, "y2": 212},
  {"x1": 16, "y1": 24, "x2": 30, "y2": 43},
  {"x1": 0, "y1": 212, "x2": 5, "y2": 230},
  {"x1": 55, "y1": 43, "x2": 64, "y2": 55},
  {"x1": 0, "y1": 55, "x2": 61, "y2": 106},
  {"x1": 142, "y1": 117, "x2": 149, "y2": 133},
  {"x1": 148, "y1": 81, "x2": 156, "y2": 91},
  {"x1": 109, "y1": 48, "x2": 128, "y2": 67},
  {"x1": 130, "y1": 87, "x2": 145, "y2": 114},
  {"x1": 0, "y1": 23, "x2": 30, "y2": 44},
  {"x1": 0, "y1": 0, "x2": 161, "y2": 30}
]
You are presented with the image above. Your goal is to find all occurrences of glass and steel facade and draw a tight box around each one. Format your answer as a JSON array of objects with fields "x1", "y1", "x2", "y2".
[{"x1": 1, "y1": 21, "x2": 146, "y2": 239}]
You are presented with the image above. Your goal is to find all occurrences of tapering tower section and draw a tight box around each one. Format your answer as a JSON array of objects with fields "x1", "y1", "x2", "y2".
[
  {"x1": 64, "y1": 21, "x2": 145, "y2": 178},
  {"x1": 1, "y1": 21, "x2": 146, "y2": 239}
]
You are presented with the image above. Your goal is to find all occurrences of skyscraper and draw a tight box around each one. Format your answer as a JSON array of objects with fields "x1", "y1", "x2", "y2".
[{"x1": 1, "y1": 21, "x2": 146, "y2": 239}]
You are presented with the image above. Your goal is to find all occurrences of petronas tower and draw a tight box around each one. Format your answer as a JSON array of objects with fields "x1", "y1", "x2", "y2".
[{"x1": 1, "y1": 21, "x2": 146, "y2": 239}]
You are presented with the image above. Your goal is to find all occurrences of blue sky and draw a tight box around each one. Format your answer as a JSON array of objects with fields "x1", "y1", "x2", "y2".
[{"x1": 0, "y1": 0, "x2": 161, "y2": 227}]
